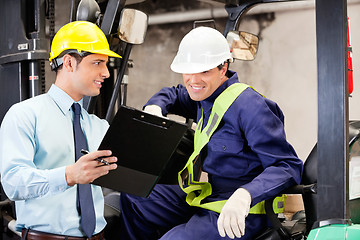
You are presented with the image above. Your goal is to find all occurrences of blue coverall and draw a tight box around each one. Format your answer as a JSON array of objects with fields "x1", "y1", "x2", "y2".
[{"x1": 119, "y1": 71, "x2": 303, "y2": 239}]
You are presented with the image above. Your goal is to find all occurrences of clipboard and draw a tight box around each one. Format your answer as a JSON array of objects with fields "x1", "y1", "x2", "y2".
[{"x1": 92, "y1": 105, "x2": 189, "y2": 197}]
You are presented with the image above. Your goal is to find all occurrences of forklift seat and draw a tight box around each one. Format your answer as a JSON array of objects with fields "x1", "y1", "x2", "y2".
[{"x1": 255, "y1": 121, "x2": 360, "y2": 240}]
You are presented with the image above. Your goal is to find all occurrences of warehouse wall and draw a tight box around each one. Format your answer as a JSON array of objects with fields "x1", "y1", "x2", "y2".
[
  {"x1": 126, "y1": 2, "x2": 360, "y2": 162},
  {"x1": 50, "y1": 1, "x2": 360, "y2": 162}
]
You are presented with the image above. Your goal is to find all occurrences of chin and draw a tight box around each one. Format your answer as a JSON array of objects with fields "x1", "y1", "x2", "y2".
[
  {"x1": 189, "y1": 95, "x2": 205, "y2": 101},
  {"x1": 87, "y1": 90, "x2": 100, "y2": 97}
]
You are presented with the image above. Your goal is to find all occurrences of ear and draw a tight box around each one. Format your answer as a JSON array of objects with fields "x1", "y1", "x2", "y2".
[
  {"x1": 220, "y1": 62, "x2": 228, "y2": 76},
  {"x1": 62, "y1": 54, "x2": 76, "y2": 72}
]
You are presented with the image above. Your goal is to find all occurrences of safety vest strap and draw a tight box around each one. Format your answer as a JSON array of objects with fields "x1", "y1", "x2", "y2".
[
  {"x1": 248, "y1": 195, "x2": 287, "y2": 214},
  {"x1": 184, "y1": 195, "x2": 287, "y2": 214},
  {"x1": 178, "y1": 83, "x2": 246, "y2": 212}
]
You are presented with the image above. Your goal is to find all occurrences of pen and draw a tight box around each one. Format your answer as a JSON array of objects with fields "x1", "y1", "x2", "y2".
[{"x1": 80, "y1": 149, "x2": 111, "y2": 165}]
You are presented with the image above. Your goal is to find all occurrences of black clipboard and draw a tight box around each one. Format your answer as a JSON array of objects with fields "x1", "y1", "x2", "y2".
[{"x1": 92, "y1": 105, "x2": 189, "y2": 197}]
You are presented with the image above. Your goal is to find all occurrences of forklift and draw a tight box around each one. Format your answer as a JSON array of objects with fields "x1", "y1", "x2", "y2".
[
  {"x1": 221, "y1": 0, "x2": 360, "y2": 239},
  {"x1": 0, "y1": 0, "x2": 359, "y2": 239}
]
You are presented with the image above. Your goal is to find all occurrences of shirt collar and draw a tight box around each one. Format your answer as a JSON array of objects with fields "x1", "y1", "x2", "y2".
[{"x1": 47, "y1": 84, "x2": 84, "y2": 116}]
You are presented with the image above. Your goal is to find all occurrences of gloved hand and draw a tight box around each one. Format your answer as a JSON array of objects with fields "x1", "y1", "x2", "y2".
[
  {"x1": 143, "y1": 105, "x2": 163, "y2": 117},
  {"x1": 217, "y1": 188, "x2": 252, "y2": 239}
]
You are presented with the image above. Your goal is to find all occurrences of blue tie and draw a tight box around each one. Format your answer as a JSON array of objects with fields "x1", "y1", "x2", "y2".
[{"x1": 72, "y1": 103, "x2": 96, "y2": 238}]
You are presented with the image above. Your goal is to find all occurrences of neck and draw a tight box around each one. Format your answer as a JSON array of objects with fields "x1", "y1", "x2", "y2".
[{"x1": 55, "y1": 79, "x2": 82, "y2": 102}]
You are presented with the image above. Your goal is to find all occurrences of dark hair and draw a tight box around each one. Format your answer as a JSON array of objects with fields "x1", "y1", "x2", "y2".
[
  {"x1": 69, "y1": 52, "x2": 84, "y2": 64},
  {"x1": 53, "y1": 50, "x2": 91, "y2": 73},
  {"x1": 217, "y1": 60, "x2": 230, "y2": 71}
]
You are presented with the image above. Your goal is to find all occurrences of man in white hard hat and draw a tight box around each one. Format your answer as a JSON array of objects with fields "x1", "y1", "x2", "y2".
[{"x1": 119, "y1": 27, "x2": 303, "y2": 239}]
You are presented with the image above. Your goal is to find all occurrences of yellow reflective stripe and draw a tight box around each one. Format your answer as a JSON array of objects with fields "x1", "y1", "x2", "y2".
[
  {"x1": 200, "y1": 83, "x2": 249, "y2": 140},
  {"x1": 248, "y1": 195, "x2": 287, "y2": 214},
  {"x1": 183, "y1": 195, "x2": 287, "y2": 214}
]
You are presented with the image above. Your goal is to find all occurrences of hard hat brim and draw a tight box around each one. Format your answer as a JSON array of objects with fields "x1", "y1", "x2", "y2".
[
  {"x1": 48, "y1": 49, "x2": 122, "y2": 62},
  {"x1": 90, "y1": 49, "x2": 122, "y2": 59},
  {"x1": 170, "y1": 62, "x2": 217, "y2": 74},
  {"x1": 170, "y1": 57, "x2": 233, "y2": 74}
]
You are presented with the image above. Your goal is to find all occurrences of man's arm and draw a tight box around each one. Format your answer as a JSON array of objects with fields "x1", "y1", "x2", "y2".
[
  {"x1": 239, "y1": 94, "x2": 303, "y2": 204},
  {"x1": 218, "y1": 89, "x2": 303, "y2": 239},
  {"x1": 0, "y1": 105, "x2": 117, "y2": 201},
  {"x1": 144, "y1": 84, "x2": 198, "y2": 120},
  {"x1": 0, "y1": 105, "x2": 67, "y2": 200}
]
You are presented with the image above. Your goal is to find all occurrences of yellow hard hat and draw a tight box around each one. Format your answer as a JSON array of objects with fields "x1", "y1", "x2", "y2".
[{"x1": 49, "y1": 21, "x2": 121, "y2": 63}]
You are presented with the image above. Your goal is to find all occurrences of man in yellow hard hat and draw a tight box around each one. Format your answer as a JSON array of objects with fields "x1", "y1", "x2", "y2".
[{"x1": 0, "y1": 21, "x2": 121, "y2": 239}]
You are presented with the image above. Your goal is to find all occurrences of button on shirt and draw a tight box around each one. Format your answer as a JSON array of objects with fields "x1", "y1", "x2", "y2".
[
  {"x1": 145, "y1": 71, "x2": 303, "y2": 205},
  {"x1": 0, "y1": 84, "x2": 109, "y2": 236}
]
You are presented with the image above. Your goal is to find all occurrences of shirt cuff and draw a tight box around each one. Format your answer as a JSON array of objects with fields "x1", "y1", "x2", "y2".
[
  {"x1": 241, "y1": 183, "x2": 261, "y2": 206},
  {"x1": 47, "y1": 166, "x2": 69, "y2": 194}
]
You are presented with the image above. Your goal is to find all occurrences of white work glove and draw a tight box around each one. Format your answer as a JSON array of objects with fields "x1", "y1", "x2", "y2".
[
  {"x1": 217, "y1": 188, "x2": 252, "y2": 239},
  {"x1": 143, "y1": 105, "x2": 163, "y2": 117}
]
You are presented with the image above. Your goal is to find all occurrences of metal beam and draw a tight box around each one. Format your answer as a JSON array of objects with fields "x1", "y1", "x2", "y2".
[{"x1": 316, "y1": 0, "x2": 349, "y2": 222}]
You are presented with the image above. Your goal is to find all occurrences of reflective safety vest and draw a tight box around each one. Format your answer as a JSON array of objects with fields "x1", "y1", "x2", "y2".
[{"x1": 177, "y1": 82, "x2": 286, "y2": 214}]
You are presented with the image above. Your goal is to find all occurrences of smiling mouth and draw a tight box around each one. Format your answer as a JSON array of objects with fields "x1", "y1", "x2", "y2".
[
  {"x1": 190, "y1": 85, "x2": 204, "y2": 90},
  {"x1": 94, "y1": 80, "x2": 103, "y2": 86}
]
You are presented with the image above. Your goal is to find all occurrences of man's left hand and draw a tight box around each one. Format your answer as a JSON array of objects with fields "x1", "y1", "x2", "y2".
[{"x1": 217, "y1": 188, "x2": 252, "y2": 239}]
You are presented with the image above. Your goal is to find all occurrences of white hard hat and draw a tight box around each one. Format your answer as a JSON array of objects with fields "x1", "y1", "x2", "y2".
[{"x1": 170, "y1": 27, "x2": 233, "y2": 74}]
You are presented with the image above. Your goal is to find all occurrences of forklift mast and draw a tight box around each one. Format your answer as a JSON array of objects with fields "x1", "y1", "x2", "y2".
[
  {"x1": 316, "y1": 0, "x2": 349, "y2": 223},
  {"x1": 0, "y1": 0, "x2": 52, "y2": 122}
]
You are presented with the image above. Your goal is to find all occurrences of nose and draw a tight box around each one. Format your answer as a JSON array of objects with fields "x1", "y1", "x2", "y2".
[
  {"x1": 186, "y1": 73, "x2": 201, "y2": 83},
  {"x1": 102, "y1": 65, "x2": 110, "y2": 79}
]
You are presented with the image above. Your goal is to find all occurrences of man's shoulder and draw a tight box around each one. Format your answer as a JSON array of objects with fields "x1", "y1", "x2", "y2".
[
  {"x1": 4, "y1": 94, "x2": 51, "y2": 120},
  {"x1": 83, "y1": 111, "x2": 109, "y2": 128},
  {"x1": 16, "y1": 93, "x2": 49, "y2": 104},
  {"x1": 234, "y1": 87, "x2": 284, "y2": 119}
]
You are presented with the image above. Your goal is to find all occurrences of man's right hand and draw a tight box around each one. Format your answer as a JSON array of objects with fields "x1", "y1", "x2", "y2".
[
  {"x1": 143, "y1": 105, "x2": 163, "y2": 117},
  {"x1": 65, "y1": 150, "x2": 117, "y2": 186}
]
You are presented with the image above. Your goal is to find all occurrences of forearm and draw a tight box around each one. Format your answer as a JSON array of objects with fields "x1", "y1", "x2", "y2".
[
  {"x1": 242, "y1": 160, "x2": 302, "y2": 205},
  {"x1": 1, "y1": 165, "x2": 68, "y2": 201},
  {"x1": 144, "y1": 84, "x2": 197, "y2": 119}
]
